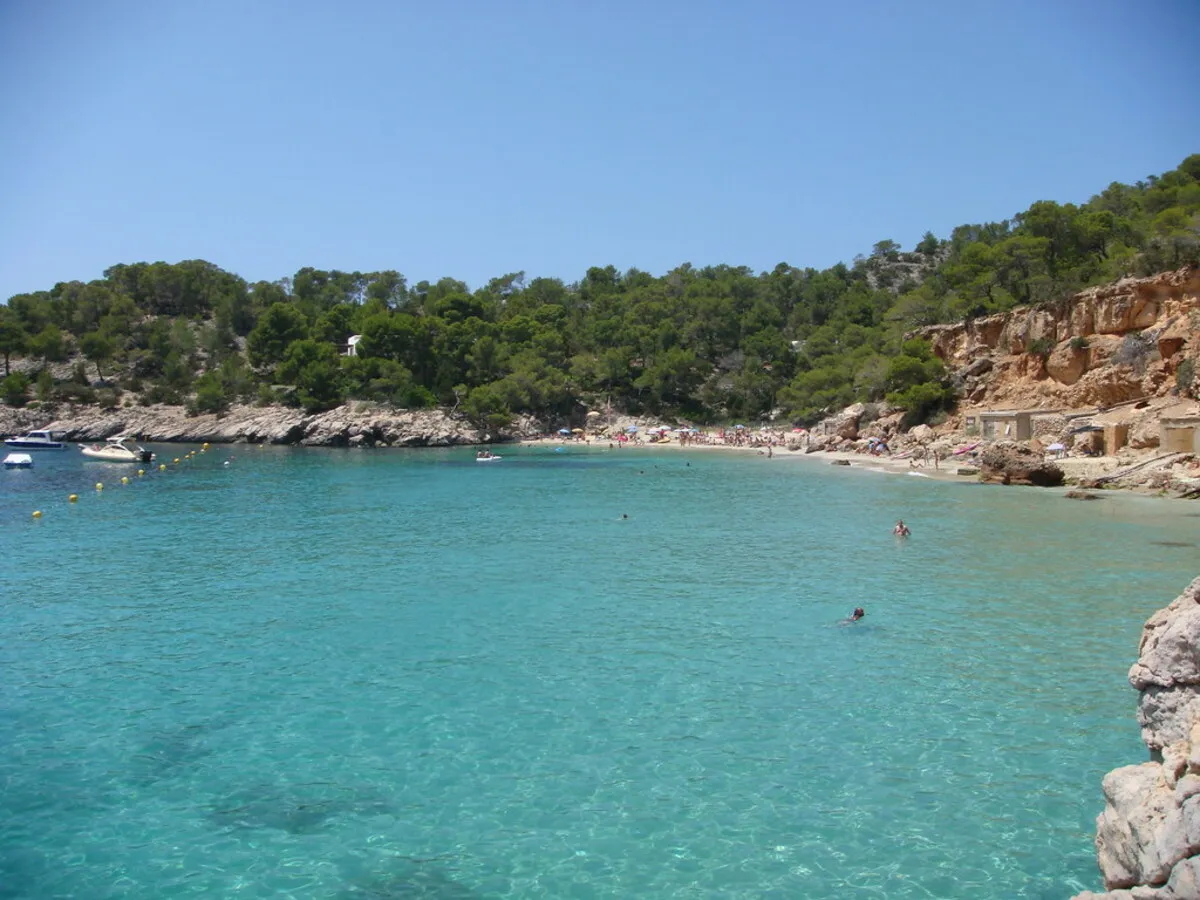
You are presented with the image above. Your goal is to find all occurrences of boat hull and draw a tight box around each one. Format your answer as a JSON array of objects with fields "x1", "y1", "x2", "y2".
[
  {"x1": 79, "y1": 443, "x2": 155, "y2": 463},
  {"x1": 3, "y1": 439, "x2": 65, "y2": 450}
]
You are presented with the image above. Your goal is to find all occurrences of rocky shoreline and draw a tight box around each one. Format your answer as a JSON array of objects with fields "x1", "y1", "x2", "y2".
[
  {"x1": 1073, "y1": 576, "x2": 1200, "y2": 899},
  {"x1": 0, "y1": 402, "x2": 521, "y2": 448}
]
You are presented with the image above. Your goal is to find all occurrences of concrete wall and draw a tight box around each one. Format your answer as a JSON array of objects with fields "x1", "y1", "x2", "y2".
[{"x1": 1160, "y1": 421, "x2": 1200, "y2": 453}]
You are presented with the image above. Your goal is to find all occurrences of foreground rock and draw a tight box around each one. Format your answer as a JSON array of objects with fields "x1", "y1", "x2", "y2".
[
  {"x1": 978, "y1": 441, "x2": 1065, "y2": 486},
  {"x1": 1073, "y1": 576, "x2": 1200, "y2": 900},
  {"x1": 0, "y1": 403, "x2": 518, "y2": 447}
]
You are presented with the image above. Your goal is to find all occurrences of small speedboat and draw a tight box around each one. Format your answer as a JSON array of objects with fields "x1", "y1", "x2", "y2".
[
  {"x1": 4, "y1": 430, "x2": 66, "y2": 450},
  {"x1": 79, "y1": 437, "x2": 155, "y2": 463},
  {"x1": 475, "y1": 451, "x2": 502, "y2": 462},
  {"x1": 3, "y1": 453, "x2": 33, "y2": 468}
]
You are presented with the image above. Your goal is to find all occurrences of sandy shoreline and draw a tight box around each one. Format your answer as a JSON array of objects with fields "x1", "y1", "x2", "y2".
[{"x1": 516, "y1": 433, "x2": 1140, "y2": 487}]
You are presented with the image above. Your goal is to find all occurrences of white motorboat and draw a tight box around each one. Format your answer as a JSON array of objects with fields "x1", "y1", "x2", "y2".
[
  {"x1": 79, "y1": 437, "x2": 155, "y2": 463},
  {"x1": 4, "y1": 430, "x2": 66, "y2": 450},
  {"x1": 3, "y1": 453, "x2": 33, "y2": 468},
  {"x1": 475, "y1": 451, "x2": 502, "y2": 462}
]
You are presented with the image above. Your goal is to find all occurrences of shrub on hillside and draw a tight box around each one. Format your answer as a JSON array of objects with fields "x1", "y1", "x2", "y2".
[
  {"x1": 1027, "y1": 337, "x2": 1055, "y2": 358},
  {"x1": 1113, "y1": 333, "x2": 1155, "y2": 374},
  {"x1": 1178, "y1": 358, "x2": 1197, "y2": 397},
  {"x1": 1, "y1": 372, "x2": 31, "y2": 406}
]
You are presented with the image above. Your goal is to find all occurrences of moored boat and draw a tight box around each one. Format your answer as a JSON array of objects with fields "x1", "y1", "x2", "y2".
[
  {"x1": 79, "y1": 437, "x2": 155, "y2": 463},
  {"x1": 4, "y1": 430, "x2": 66, "y2": 450},
  {"x1": 3, "y1": 453, "x2": 34, "y2": 468}
]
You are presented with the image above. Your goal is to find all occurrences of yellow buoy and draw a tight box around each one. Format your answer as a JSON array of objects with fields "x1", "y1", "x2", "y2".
[
  {"x1": 68, "y1": 494, "x2": 78, "y2": 503},
  {"x1": 159, "y1": 464, "x2": 167, "y2": 471},
  {"x1": 32, "y1": 510, "x2": 42, "y2": 519},
  {"x1": 95, "y1": 482, "x2": 104, "y2": 491},
  {"x1": 173, "y1": 458, "x2": 180, "y2": 464},
  {"x1": 202, "y1": 442, "x2": 210, "y2": 450},
  {"x1": 137, "y1": 469, "x2": 144, "y2": 477},
  {"x1": 121, "y1": 476, "x2": 129, "y2": 485}
]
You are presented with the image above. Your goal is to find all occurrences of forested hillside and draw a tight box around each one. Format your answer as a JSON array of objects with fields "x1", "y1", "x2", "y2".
[{"x1": 2, "y1": 155, "x2": 1197, "y2": 428}]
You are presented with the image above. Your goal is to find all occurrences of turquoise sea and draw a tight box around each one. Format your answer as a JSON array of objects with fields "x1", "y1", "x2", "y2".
[{"x1": 3, "y1": 444, "x2": 1199, "y2": 899}]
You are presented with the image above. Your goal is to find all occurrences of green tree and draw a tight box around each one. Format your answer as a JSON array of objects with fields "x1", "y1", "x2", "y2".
[
  {"x1": 277, "y1": 339, "x2": 344, "y2": 412},
  {"x1": 80, "y1": 331, "x2": 116, "y2": 383},
  {"x1": 28, "y1": 324, "x2": 67, "y2": 366},
  {"x1": 247, "y1": 302, "x2": 309, "y2": 369},
  {"x1": 0, "y1": 316, "x2": 27, "y2": 376}
]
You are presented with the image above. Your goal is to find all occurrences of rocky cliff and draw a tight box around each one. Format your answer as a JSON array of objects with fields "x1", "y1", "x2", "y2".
[
  {"x1": 1073, "y1": 576, "x2": 1200, "y2": 900},
  {"x1": 0, "y1": 402, "x2": 515, "y2": 447},
  {"x1": 921, "y1": 266, "x2": 1200, "y2": 411}
]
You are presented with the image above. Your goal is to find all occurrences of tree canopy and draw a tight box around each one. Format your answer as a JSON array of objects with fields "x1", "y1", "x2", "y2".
[{"x1": 3, "y1": 155, "x2": 1198, "y2": 422}]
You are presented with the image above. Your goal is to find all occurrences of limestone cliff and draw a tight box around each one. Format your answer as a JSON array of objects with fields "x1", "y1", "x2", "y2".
[
  {"x1": 920, "y1": 266, "x2": 1200, "y2": 412},
  {"x1": 1073, "y1": 576, "x2": 1200, "y2": 900}
]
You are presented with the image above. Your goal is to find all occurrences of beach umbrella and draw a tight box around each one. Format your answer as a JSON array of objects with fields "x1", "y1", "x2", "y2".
[
  {"x1": 1047, "y1": 442, "x2": 1066, "y2": 451},
  {"x1": 558, "y1": 428, "x2": 572, "y2": 435},
  {"x1": 626, "y1": 426, "x2": 639, "y2": 433},
  {"x1": 734, "y1": 424, "x2": 746, "y2": 429}
]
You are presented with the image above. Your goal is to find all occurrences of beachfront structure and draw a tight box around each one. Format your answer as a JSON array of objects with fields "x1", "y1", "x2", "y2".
[
  {"x1": 976, "y1": 408, "x2": 1064, "y2": 441},
  {"x1": 345, "y1": 335, "x2": 362, "y2": 357},
  {"x1": 1160, "y1": 413, "x2": 1200, "y2": 454}
]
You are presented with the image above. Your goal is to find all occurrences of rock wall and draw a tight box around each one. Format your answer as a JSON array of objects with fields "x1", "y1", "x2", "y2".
[
  {"x1": 1073, "y1": 576, "x2": 1200, "y2": 900},
  {"x1": 0, "y1": 402, "x2": 513, "y2": 447},
  {"x1": 921, "y1": 266, "x2": 1200, "y2": 412}
]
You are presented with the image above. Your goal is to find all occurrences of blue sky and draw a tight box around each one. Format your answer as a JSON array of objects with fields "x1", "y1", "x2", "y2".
[{"x1": 1, "y1": 0, "x2": 1197, "y2": 300}]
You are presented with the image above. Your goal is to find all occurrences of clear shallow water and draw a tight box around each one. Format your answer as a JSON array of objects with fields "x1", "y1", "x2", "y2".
[{"x1": 2, "y1": 445, "x2": 1199, "y2": 899}]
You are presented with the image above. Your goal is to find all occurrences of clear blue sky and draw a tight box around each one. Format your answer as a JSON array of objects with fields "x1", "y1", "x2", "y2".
[{"x1": 1, "y1": 0, "x2": 1197, "y2": 300}]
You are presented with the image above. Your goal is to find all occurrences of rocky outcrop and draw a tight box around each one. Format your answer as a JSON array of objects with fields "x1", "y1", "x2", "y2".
[
  {"x1": 977, "y1": 441, "x2": 1065, "y2": 486},
  {"x1": 1073, "y1": 577, "x2": 1200, "y2": 900},
  {"x1": 921, "y1": 266, "x2": 1200, "y2": 413},
  {"x1": 0, "y1": 402, "x2": 517, "y2": 447},
  {"x1": 820, "y1": 402, "x2": 867, "y2": 440}
]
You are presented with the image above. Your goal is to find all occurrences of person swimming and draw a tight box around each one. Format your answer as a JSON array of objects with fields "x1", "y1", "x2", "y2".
[
  {"x1": 840, "y1": 607, "x2": 866, "y2": 625},
  {"x1": 893, "y1": 520, "x2": 910, "y2": 536}
]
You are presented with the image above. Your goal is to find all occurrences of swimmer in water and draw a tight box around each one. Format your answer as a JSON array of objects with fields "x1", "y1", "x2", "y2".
[
  {"x1": 840, "y1": 607, "x2": 866, "y2": 625},
  {"x1": 893, "y1": 520, "x2": 910, "y2": 537}
]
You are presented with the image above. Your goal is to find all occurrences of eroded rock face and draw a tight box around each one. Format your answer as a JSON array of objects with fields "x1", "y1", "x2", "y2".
[
  {"x1": 1073, "y1": 576, "x2": 1200, "y2": 900},
  {"x1": 978, "y1": 441, "x2": 1065, "y2": 486},
  {"x1": 1046, "y1": 342, "x2": 1089, "y2": 385},
  {"x1": 920, "y1": 266, "x2": 1200, "y2": 413}
]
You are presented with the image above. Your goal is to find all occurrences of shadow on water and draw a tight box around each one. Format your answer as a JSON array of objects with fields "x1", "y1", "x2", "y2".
[
  {"x1": 207, "y1": 782, "x2": 396, "y2": 834},
  {"x1": 125, "y1": 714, "x2": 239, "y2": 784},
  {"x1": 0, "y1": 845, "x2": 68, "y2": 900},
  {"x1": 339, "y1": 857, "x2": 480, "y2": 899},
  {"x1": 1151, "y1": 540, "x2": 1196, "y2": 548}
]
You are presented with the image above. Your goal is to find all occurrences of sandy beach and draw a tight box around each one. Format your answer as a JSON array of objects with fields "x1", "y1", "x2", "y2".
[{"x1": 517, "y1": 431, "x2": 1146, "y2": 488}]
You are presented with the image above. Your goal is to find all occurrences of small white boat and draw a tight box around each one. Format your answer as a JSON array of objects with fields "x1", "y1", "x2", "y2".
[
  {"x1": 475, "y1": 451, "x2": 502, "y2": 462},
  {"x1": 79, "y1": 437, "x2": 155, "y2": 463},
  {"x1": 3, "y1": 453, "x2": 33, "y2": 468},
  {"x1": 4, "y1": 430, "x2": 66, "y2": 450}
]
